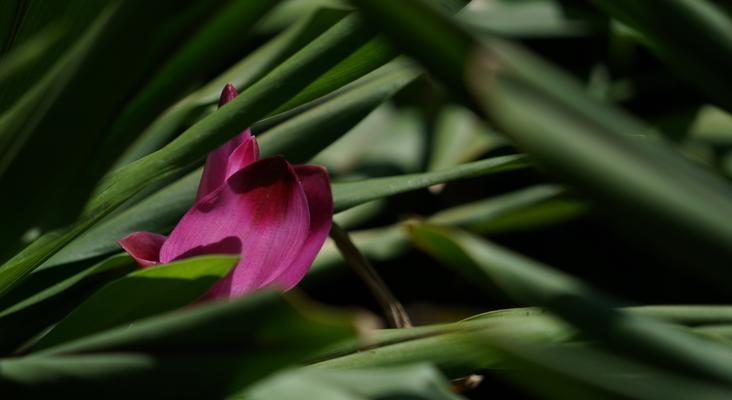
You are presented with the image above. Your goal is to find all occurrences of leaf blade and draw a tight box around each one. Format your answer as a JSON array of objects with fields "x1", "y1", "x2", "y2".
[{"x1": 30, "y1": 255, "x2": 237, "y2": 351}]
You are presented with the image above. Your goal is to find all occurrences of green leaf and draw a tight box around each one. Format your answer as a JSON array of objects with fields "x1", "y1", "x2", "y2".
[
  {"x1": 311, "y1": 102, "x2": 427, "y2": 174},
  {"x1": 1, "y1": 291, "x2": 356, "y2": 399},
  {"x1": 694, "y1": 325, "x2": 732, "y2": 342},
  {"x1": 332, "y1": 154, "x2": 529, "y2": 212},
  {"x1": 0, "y1": 24, "x2": 62, "y2": 83},
  {"x1": 40, "y1": 173, "x2": 201, "y2": 269},
  {"x1": 313, "y1": 307, "x2": 572, "y2": 376},
  {"x1": 253, "y1": 0, "x2": 349, "y2": 35},
  {"x1": 407, "y1": 223, "x2": 732, "y2": 385},
  {"x1": 429, "y1": 184, "x2": 586, "y2": 235},
  {"x1": 29, "y1": 255, "x2": 237, "y2": 351},
  {"x1": 91, "y1": 0, "x2": 279, "y2": 177},
  {"x1": 0, "y1": 12, "x2": 379, "y2": 297},
  {"x1": 350, "y1": 0, "x2": 473, "y2": 98},
  {"x1": 47, "y1": 148, "x2": 517, "y2": 272},
  {"x1": 310, "y1": 184, "x2": 584, "y2": 278},
  {"x1": 471, "y1": 305, "x2": 732, "y2": 329},
  {"x1": 0, "y1": 254, "x2": 135, "y2": 354},
  {"x1": 116, "y1": 6, "x2": 350, "y2": 166},
  {"x1": 0, "y1": 0, "x2": 108, "y2": 112},
  {"x1": 239, "y1": 364, "x2": 465, "y2": 400},
  {"x1": 456, "y1": 0, "x2": 598, "y2": 39},
  {"x1": 271, "y1": 36, "x2": 397, "y2": 115},
  {"x1": 315, "y1": 304, "x2": 732, "y2": 384},
  {"x1": 268, "y1": 0, "x2": 469, "y2": 117},
  {"x1": 316, "y1": 308, "x2": 732, "y2": 399},
  {"x1": 0, "y1": 1, "x2": 235, "y2": 256},
  {"x1": 428, "y1": 104, "x2": 504, "y2": 171},
  {"x1": 258, "y1": 58, "x2": 421, "y2": 162},
  {"x1": 38, "y1": 59, "x2": 419, "y2": 271},
  {"x1": 589, "y1": 0, "x2": 732, "y2": 113},
  {"x1": 631, "y1": 305, "x2": 732, "y2": 327},
  {"x1": 482, "y1": 336, "x2": 732, "y2": 400},
  {"x1": 352, "y1": 0, "x2": 732, "y2": 283}
]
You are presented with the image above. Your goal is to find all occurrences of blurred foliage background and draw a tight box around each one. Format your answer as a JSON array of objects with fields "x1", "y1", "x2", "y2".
[{"x1": 4, "y1": 0, "x2": 732, "y2": 398}]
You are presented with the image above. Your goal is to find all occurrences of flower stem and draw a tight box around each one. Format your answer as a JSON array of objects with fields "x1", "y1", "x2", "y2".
[{"x1": 329, "y1": 222, "x2": 412, "y2": 328}]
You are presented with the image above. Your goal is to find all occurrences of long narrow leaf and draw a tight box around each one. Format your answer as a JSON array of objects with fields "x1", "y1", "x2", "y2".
[
  {"x1": 351, "y1": 0, "x2": 732, "y2": 282},
  {"x1": 30, "y1": 255, "x2": 237, "y2": 351},
  {"x1": 408, "y1": 224, "x2": 732, "y2": 385},
  {"x1": 116, "y1": 6, "x2": 349, "y2": 165},
  {"x1": 0, "y1": 13, "x2": 379, "y2": 297},
  {"x1": 1, "y1": 292, "x2": 356, "y2": 399},
  {"x1": 333, "y1": 154, "x2": 528, "y2": 212},
  {"x1": 37, "y1": 60, "x2": 421, "y2": 271},
  {"x1": 590, "y1": 0, "x2": 732, "y2": 113},
  {"x1": 0, "y1": 254, "x2": 135, "y2": 354},
  {"x1": 0, "y1": 1, "x2": 234, "y2": 255}
]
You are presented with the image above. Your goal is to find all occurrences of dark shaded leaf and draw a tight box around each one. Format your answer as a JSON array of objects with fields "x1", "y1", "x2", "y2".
[
  {"x1": 0, "y1": 292, "x2": 356, "y2": 399},
  {"x1": 408, "y1": 224, "x2": 732, "y2": 385},
  {"x1": 31, "y1": 255, "x2": 237, "y2": 351},
  {"x1": 0, "y1": 254, "x2": 135, "y2": 354}
]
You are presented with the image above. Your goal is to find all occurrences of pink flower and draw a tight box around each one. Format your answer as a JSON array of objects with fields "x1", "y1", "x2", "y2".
[{"x1": 118, "y1": 84, "x2": 333, "y2": 299}]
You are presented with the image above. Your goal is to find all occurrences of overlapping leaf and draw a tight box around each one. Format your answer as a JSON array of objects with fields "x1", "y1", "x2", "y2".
[
  {"x1": 1, "y1": 291, "x2": 357, "y2": 399},
  {"x1": 351, "y1": 0, "x2": 732, "y2": 284}
]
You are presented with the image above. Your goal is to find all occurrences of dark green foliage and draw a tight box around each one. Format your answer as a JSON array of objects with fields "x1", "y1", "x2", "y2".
[{"x1": 2, "y1": 1, "x2": 732, "y2": 398}]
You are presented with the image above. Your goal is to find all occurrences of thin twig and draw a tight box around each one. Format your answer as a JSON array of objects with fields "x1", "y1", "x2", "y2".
[{"x1": 329, "y1": 222, "x2": 412, "y2": 328}]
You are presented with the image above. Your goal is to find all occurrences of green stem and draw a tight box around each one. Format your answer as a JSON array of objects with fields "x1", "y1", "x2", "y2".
[{"x1": 329, "y1": 222, "x2": 412, "y2": 328}]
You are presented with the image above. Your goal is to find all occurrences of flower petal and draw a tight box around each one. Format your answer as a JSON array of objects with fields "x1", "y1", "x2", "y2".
[
  {"x1": 218, "y1": 83, "x2": 238, "y2": 107},
  {"x1": 268, "y1": 165, "x2": 333, "y2": 290},
  {"x1": 225, "y1": 133, "x2": 260, "y2": 181},
  {"x1": 196, "y1": 129, "x2": 258, "y2": 201},
  {"x1": 118, "y1": 232, "x2": 166, "y2": 267},
  {"x1": 161, "y1": 156, "x2": 311, "y2": 298}
]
